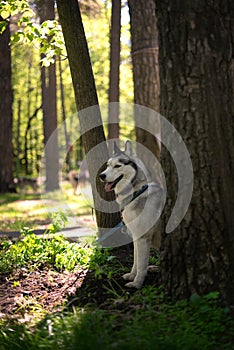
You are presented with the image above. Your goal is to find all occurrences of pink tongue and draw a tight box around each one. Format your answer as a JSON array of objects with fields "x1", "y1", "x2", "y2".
[{"x1": 105, "y1": 182, "x2": 114, "y2": 192}]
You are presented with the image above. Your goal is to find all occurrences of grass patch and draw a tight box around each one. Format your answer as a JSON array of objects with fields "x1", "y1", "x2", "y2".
[
  {"x1": 0, "y1": 187, "x2": 93, "y2": 231},
  {"x1": 1, "y1": 290, "x2": 233, "y2": 350}
]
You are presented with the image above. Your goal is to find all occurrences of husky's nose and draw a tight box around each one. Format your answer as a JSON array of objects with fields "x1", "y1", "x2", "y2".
[{"x1": 99, "y1": 173, "x2": 106, "y2": 181}]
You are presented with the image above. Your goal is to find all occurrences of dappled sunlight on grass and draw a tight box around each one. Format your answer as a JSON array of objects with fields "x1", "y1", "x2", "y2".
[
  {"x1": 0, "y1": 195, "x2": 49, "y2": 231},
  {"x1": 0, "y1": 182, "x2": 95, "y2": 231}
]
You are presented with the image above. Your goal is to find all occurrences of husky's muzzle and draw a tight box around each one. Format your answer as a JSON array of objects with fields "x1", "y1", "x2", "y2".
[{"x1": 99, "y1": 173, "x2": 124, "y2": 192}]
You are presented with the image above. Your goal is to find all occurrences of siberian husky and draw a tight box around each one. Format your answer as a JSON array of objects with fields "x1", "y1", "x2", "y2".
[{"x1": 99, "y1": 141, "x2": 164, "y2": 289}]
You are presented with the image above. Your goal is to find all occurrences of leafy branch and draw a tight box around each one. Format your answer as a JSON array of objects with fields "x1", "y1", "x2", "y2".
[{"x1": 0, "y1": 0, "x2": 66, "y2": 66}]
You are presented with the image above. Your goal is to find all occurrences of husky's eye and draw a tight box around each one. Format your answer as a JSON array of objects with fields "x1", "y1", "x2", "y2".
[{"x1": 114, "y1": 164, "x2": 121, "y2": 168}]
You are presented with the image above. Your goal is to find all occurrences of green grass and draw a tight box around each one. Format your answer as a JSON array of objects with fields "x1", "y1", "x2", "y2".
[
  {"x1": 0, "y1": 290, "x2": 233, "y2": 350},
  {"x1": 0, "y1": 186, "x2": 93, "y2": 231}
]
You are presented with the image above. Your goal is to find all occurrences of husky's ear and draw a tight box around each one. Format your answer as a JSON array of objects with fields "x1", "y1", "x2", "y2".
[
  {"x1": 113, "y1": 141, "x2": 122, "y2": 155},
  {"x1": 124, "y1": 141, "x2": 137, "y2": 157}
]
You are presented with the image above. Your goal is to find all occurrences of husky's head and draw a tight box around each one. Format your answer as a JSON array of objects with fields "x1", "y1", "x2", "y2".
[{"x1": 99, "y1": 141, "x2": 138, "y2": 193}]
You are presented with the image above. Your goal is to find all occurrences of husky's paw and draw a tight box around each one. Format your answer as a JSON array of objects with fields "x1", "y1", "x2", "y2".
[
  {"x1": 122, "y1": 272, "x2": 136, "y2": 281},
  {"x1": 125, "y1": 280, "x2": 143, "y2": 289}
]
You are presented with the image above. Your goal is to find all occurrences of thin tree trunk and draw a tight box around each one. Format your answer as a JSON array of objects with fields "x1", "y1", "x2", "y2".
[
  {"x1": 24, "y1": 105, "x2": 42, "y2": 176},
  {"x1": 157, "y1": 0, "x2": 234, "y2": 304},
  {"x1": 16, "y1": 100, "x2": 21, "y2": 178},
  {"x1": 0, "y1": 19, "x2": 14, "y2": 192},
  {"x1": 58, "y1": 57, "x2": 70, "y2": 169},
  {"x1": 57, "y1": 0, "x2": 121, "y2": 232},
  {"x1": 37, "y1": 0, "x2": 59, "y2": 191},
  {"x1": 25, "y1": 62, "x2": 32, "y2": 175},
  {"x1": 108, "y1": 0, "x2": 121, "y2": 142}
]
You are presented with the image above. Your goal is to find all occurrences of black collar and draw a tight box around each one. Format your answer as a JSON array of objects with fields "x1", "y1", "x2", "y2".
[{"x1": 120, "y1": 184, "x2": 148, "y2": 212}]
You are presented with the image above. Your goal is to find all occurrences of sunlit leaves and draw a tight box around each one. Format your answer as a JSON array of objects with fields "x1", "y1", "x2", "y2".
[
  {"x1": 0, "y1": 0, "x2": 31, "y2": 19},
  {"x1": 0, "y1": 9, "x2": 10, "y2": 19},
  {"x1": 0, "y1": 1, "x2": 65, "y2": 66},
  {"x1": 0, "y1": 20, "x2": 7, "y2": 34}
]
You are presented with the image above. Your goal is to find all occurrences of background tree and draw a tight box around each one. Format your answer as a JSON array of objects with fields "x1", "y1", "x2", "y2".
[
  {"x1": 57, "y1": 0, "x2": 121, "y2": 232},
  {"x1": 157, "y1": 0, "x2": 234, "y2": 304},
  {"x1": 0, "y1": 17, "x2": 14, "y2": 193},
  {"x1": 128, "y1": 0, "x2": 160, "y2": 169},
  {"x1": 36, "y1": 0, "x2": 59, "y2": 191},
  {"x1": 108, "y1": 0, "x2": 121, "y2": 142}
]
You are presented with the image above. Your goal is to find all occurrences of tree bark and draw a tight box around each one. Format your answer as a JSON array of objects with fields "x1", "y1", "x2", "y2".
[
  {"x1": 57, "y1": 0, "x2": 121, "y2": 232},
  {"x1": 58, "y1": 57, "x2": 70, "y2": 169},
  {"x1": 157, "y1": 0, "x2": 234, "y2": 303},
  {"x1": 37, "y1": 0, "x2": 59, "y2": 191},
  {"x1": 108, "y1": 0, "x2": 121, "y2": 142},
  {"x1": 128, "y1": 0, "x2": 160, "y2": 166},
  {"x1": 0, "y1": 20, "x2": 14, "y2": 193}
]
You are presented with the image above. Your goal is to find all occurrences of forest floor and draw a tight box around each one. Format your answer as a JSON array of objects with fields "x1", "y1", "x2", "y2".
[
  {"x1": 0, "y1": 243, "x2": 159, "y2": 323},
  {"x1": 1, "y1": 184, "x2": 234, "y2": 349},
  {"x1": 0, "y1": 184, "x2": 145, "y2": 321}
]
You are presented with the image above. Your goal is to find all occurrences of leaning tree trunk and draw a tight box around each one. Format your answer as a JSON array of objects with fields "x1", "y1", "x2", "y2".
[
  {"x1": 0, "y1": 19, "x2": 14, "y2": 193},
  {"x1": 57, "y1": 0, "x2": 121, "y2": 232},
  {"x1": 108, "y1": 0, "x2": 121, "y2": 142},
  {"x1": 128, "y1": 0, "x2": 160, "y2": 168},
  {"x1": 157, "y1": 0, "x2": 234, "y2": 304}
]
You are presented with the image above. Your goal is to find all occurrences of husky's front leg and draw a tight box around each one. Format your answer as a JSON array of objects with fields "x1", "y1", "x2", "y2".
[
  {"x1": 125, "y1": 238, "x2": 150, "y2": 289},
  {"x1": 122, "y1": 241, "x2": 137, "y2": 282}
]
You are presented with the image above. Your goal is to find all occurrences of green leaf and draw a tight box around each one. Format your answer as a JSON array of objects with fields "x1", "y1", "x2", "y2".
[
  {"x1": 22, "y1": 9, "x2": 33, "y2": 18},
  {"x1": 204, "y1": 291, "x2": 220, "y2": 300},
  {"x1": 12, "y1": 32, "x2": 22, "y2": 43},
  {"x1": 190, "y1": 293, "x2": 202, "y2": 304},
  {"x1": 0, "y1": 20, "x2": 7, "y2": 34},
  {"x1": 26, "y1": 32, "x2": 34, "y2": 41},
  {"x1": 0, "y1": 9, "x2": 10, "y2": 19}
]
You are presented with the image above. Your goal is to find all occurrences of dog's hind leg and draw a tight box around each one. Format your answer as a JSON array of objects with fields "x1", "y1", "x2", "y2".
[
  {"x1": 125, "y1": 237, "x2": 150, "y2": 289},
  {"x1": 122, "y1": 242, "x2": 137, "y2": 282}
]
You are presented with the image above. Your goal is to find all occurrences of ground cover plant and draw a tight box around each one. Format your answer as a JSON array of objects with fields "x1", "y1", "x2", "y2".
[{"x1": 0, "y1": 196, "x2": 234, "y2": 349}]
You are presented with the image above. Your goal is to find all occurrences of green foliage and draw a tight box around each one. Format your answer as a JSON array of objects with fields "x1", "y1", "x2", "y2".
[
  {"x1": 0, "y1": 227, "x2": 94, "y2": 274},
  {"x1": 0, "y1": 0, "x2": 32, "y2": 22},
  {"x1": 0, "y1": 1, "x2": 65, "y2": 65},
  {"x1": 0, "y1": 289, "x2": 234, "y2": 350},
  {"x1": 15, "y1": 19, "x2": 65, "y2": 66},
  {"x1": 0, "y1": 20, "x2": 7, "y2": 33},
  {"x1": 47, "y1": 212, "x2": 68, "y2": 233},
  {"x1": 88, "y1": 247, "x2": 118, "y2": 279}
]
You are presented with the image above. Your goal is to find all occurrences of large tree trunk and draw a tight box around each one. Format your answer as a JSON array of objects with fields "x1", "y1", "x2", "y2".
[
  {"x1": 128, "y1": 0, "x2": 160, "y2": 168},
  {"x1": 108, "y1": 0, "x2": 121, "y2": 142},
  {"x1": 37, "y1": 0, "x2": 59, "y2": 191},
  {"x1": 57, "y1": 0, "x2": 121, "y2": 233},
  {"x1": 157, "y1": 0, "x2": 234, "y2": 303},
  {"x1": 0, "y1": 20, "x2": 14, "y2": 193}
]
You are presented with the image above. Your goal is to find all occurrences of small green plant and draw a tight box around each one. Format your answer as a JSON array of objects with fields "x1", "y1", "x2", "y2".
[
  {"x1": 0, "y1": 227, "x2": 95, "y2": 273},
  {"x1": 47, "y1": 212, "x2": 68, "y2": 233},
  {"x1": 88, "y1": 247, "x2": 115, "y2": 279}
]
